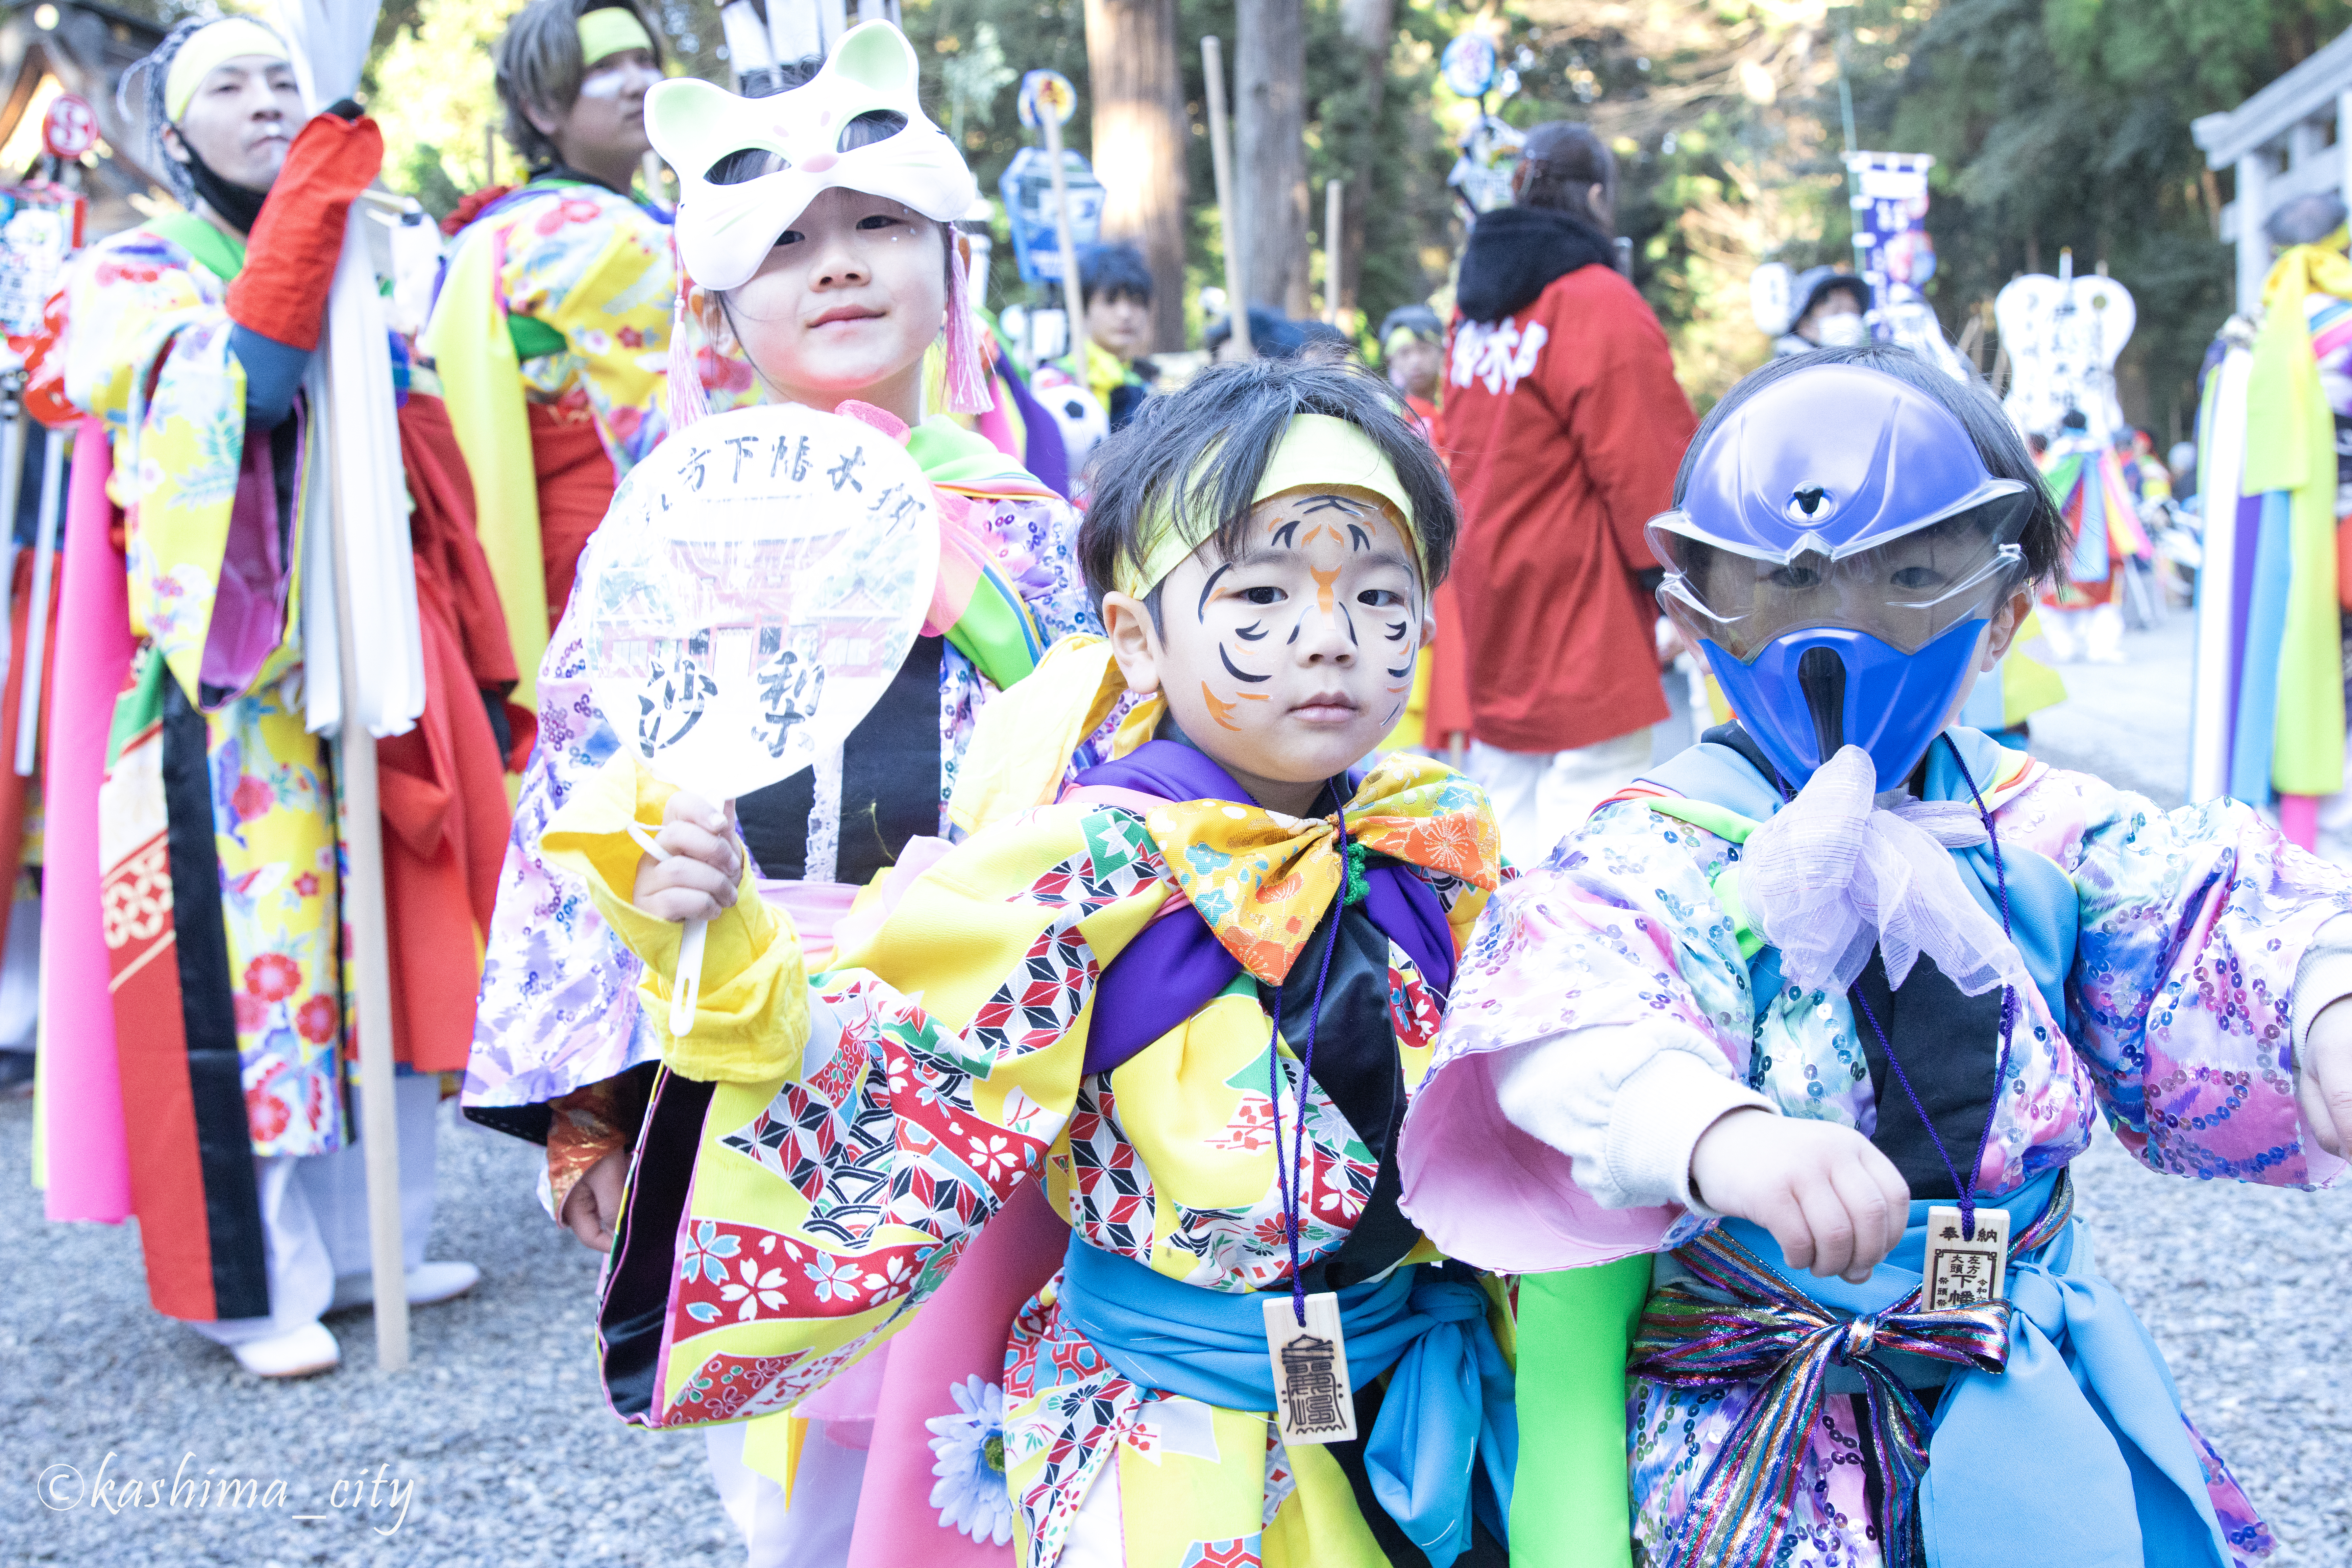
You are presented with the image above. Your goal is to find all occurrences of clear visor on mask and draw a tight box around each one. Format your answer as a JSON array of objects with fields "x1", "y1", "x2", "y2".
[{"x1": 1648, "y1": 504, "x2": 2031, "y2": 664}]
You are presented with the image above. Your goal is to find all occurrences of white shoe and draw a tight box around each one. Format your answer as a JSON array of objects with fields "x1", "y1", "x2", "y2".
[
  {"x1": 328, "y1": 1259, "x2": 481, "y2": 1313},
  {"x1": 230, "y1": 1320, "x2": 341, "y2": 1379}
]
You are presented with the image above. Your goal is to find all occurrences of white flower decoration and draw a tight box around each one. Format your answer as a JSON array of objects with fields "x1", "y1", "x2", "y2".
[{"x1": 924, "y1": 1375, "x2": 1013, "y2": 1546}]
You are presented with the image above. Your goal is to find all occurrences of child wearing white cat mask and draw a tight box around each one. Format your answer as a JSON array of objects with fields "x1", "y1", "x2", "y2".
[{"x1": 463, "y1": 24, "x2": 1104, "y2": 1567}]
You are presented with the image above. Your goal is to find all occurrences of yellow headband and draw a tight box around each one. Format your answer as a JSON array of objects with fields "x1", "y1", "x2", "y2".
[
  {"x1": 578, "y1": 7, "x2": 656, "y2": 66},
  {"x1": 1384, "y1": 326, "x2": 1430, "y2": 354},
  {"x1": 1114, "y1": 414, "x2": 1422, "y2": 599},
  {"x1": 164, "y1": 18, "x2": 290, "y2": 123}
]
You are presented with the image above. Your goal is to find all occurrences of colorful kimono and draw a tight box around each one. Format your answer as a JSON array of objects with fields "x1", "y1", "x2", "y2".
[
  {"x1": 63, "y1": 215, "x2": 341, "y2": 1317},
  {"x1": 462, "y1": 418, "x2": 1098, "y2": 1147},
  {"x1": 571, "y1": 740, "x2": 1511, "y2": 1567},
  {"x1": 1400, "y1": 725, "x2": 2351, "y2": 1568},
  {"x1": 423, "y1": 178, "x2": 704, "y2": 705}
]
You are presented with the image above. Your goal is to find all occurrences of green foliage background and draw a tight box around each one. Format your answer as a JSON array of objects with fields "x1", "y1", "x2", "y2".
[{"x1": 102, "y1": 0, "x2": 2352, "y2": 428}]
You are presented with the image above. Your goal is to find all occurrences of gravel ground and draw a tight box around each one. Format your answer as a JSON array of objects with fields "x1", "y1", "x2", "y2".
[
  {"x1": 7, "y1": 1098, "x2": 2346, "y2": 1567},
  {"x1": 1, "y1": 1097, "x2": 736, "y2": 1567},
  {"x1": 2024, "y1": 615, "x2": 2198, "y2": 807},
  {"x1": 7, "y1": 612, "x2": 2346, "y2": 1566}
]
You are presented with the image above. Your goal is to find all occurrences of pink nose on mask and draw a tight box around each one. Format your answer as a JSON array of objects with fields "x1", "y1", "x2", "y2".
[{"x1": 801, "y1": 152, "x2": 838, "y2": 173}]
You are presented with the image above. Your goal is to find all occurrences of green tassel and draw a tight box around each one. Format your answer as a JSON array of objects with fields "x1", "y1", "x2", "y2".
[{"x1": 1342, "y1": 837, "x2": 1370, "y2": 906}]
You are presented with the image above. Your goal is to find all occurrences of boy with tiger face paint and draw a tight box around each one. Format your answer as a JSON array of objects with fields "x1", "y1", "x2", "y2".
[
  {"x1": 1098, "y1": 426, "x2": 1431, "y2": 812},
  {"x1": 570, "y1": 358, "x2": 1610, "y2": 1567}
]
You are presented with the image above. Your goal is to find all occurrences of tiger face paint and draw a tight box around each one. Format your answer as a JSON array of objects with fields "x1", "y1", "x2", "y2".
[{"x1": 1102, "y1": 484, "x2": 1430, "y2": 817}]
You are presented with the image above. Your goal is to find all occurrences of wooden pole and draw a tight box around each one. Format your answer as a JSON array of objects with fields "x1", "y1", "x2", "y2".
[
  {"x1": 484, "y1": 125, "x2": 497, "y2": 188},
  {"x1": 1323, "y1": 177, "x2": 1344, "y2": 327},
  {"x1": 1039, "y1": 107, "x2": 1091, "y2": 371},
  {"x1": 320, "y1": 369, "x2": 411, "y2": 1373},
  {"x1": 1200, "y1": 35, "x2": 1251, "y2": 357}
]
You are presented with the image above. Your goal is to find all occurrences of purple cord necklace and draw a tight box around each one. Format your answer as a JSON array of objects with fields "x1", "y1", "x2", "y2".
[
  {"x1": 1266, "y1": 777, "x2": 1354, "y2": 1327},
  {"x1": 1841, "y1": 734, "x2": 2019, "y2": 1241}
]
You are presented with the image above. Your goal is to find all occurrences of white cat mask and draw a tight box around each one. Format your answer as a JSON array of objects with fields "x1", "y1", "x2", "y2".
[{"x1": 647, "y1": 22, "x2": 979, "y2": 293}]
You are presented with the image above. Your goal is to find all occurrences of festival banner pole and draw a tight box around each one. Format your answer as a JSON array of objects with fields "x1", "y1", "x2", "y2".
[
  {"x1": 1200, "y1": 35, "x2": 1251, "y2": 356},
  {"x1": 277, "y1": 0, "x2": 421, "y2": 1372},
  {"x1": 1035, "y1": 82, "x2": 1089, "y2": 372},
  {"x1": 320, "y1": 352, "x2": 410, "y2": 1373},
  {"x1": 1324, "y1": 178, "x2": 1343, "y2": 328}
]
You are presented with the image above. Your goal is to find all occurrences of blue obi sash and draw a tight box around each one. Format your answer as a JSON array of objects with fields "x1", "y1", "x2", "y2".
[{"x1": 1059, "y1": 1235, "x2": 1515, "y2": 1567}]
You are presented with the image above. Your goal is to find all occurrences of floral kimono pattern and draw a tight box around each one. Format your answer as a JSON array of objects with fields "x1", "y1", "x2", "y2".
[
  {"x1": 555, "y1": 755, "x2": 1497, "y2": 1568},
  {"x1": 480, "y1": 182, "x2": 683, "y2": 470},
  {"x1": 65, "y1": 226, "x2": 344, "y2": 1158},
  {"x1": 1404, "y1": 729, "x2": 2349, "y2": 1568},
  {"x1": 463, "y1": 478, "x2": 1098, "y2": 1121}
]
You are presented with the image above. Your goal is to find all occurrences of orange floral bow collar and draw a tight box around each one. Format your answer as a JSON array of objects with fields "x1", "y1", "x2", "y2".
[{"x1": 1140, "y1": 753, "x2": 1499, "y2": 985}]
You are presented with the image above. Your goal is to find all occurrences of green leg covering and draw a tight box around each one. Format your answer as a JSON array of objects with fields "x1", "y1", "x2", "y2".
[{"x1": 1508, "y1": 1255, "x2": 1654, "y2": 1567}]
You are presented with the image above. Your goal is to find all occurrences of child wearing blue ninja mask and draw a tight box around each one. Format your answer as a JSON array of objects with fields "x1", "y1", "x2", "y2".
[{"x1": 1398, "y1": 345, "x2": 2352, "y2": 1568}]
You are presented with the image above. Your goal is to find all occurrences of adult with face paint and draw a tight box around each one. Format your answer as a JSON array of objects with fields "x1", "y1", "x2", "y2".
[
  {"x1": 1440, "y1": 120, "x2": 1697, "y2": 867},
  {"x1": 53, "y1": 16, "x2": 492, "y2": 1379},
  {"x1": 423, "y1": 0, "x2": 694, "y2": 712}
]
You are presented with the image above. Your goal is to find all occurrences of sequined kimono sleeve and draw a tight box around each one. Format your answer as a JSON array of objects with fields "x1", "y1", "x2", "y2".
[
  {"x1": 2001, "y1": 767, "x2": 2352, "y2": 1187},
  {"x1": 495, "y1": 188, "x2": 676, "y2": 472},
  {"x1": 548, "y1": 781, "x2": 1172, "y2": 1425},
  {"x1": 1396, "y1": 802, "x2": 1753, "y2": 1271},
  {"x1": 1435, "y1": 801, "x2": 1754, "y2": 1086}
]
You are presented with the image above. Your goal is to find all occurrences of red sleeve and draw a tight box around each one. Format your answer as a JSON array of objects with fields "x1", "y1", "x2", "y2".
[{"x1": 1530, "y1": 273, "x2": 1696, "y2": 571}]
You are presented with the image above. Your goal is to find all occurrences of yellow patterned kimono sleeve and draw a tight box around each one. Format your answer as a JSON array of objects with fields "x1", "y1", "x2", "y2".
[
  {"x1": 541, "y1": 751, "x2": 809, "y2": 1084},
  {"x1": 494, "y1": 189, "x2": 673, "y2": 471},
  {"x1": 63, "y1": 232, "x2": 275, "y2": 703},
  {"x1": 633, "y1": 802, "x2": 1173, "y2": 1428}
]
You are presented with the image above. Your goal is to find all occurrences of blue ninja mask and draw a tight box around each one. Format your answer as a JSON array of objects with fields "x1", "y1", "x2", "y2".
[{"x1": 1647, "y1": 362, "x2": 2040, "y2": 791}]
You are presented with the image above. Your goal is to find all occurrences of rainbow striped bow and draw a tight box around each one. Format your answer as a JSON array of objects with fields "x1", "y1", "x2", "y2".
[{"x1": 1628, "y1": 1174, "x2": 2076, "y2": 1568}]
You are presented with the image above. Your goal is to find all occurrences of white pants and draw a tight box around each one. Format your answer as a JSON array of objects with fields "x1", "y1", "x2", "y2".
[
  {"x1": 2039, "y1": 603, "x2": 2123, "y2": 662},
  {"x1": 708, "y1": 1420, "x2": 868, "y2": 1568},
  {"x1": 183, "y1": 1075, "x2": 440, "y2": 1345},
  {"x1": 1470, "y1": 727, "x2": 1656, "y2": 868}
]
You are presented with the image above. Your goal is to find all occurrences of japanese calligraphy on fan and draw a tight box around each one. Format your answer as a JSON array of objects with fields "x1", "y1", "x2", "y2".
[{"x1": 576, "y1": 403, "x2": 939, "y2": 802}]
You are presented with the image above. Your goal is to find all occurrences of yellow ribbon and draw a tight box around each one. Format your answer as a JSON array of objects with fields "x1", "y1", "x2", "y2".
[
  {"x1": 1143, "y1": 752, "x2": 1499, "y2": 985},
  {"x1": 948, "y1": 634, "x2": 1162, "y2": 833}
]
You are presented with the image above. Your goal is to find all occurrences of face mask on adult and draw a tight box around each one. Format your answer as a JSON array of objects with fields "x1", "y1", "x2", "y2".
[{"x1": 1812, "y1": 312, "x2": 1870, "y2": 349}]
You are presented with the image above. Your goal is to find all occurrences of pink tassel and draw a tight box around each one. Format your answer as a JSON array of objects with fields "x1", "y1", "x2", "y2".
[
  {"x1": 941, "y1": 255, "x2": 994, "y2": 417},
  {"x1": 667, "y1": 256, "x2": 712, "y2": 436}
]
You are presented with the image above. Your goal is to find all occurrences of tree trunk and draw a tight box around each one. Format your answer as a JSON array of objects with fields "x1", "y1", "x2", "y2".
[
  {"x1": 1336, "y1": 0, "x2": 1394, "y2": 321},
  {"x1": 1235, "y1": 0, "x2": 1309, "y2": 316},
  {"x1": 1084, "y1": 0, "x2": 1191, "y2": 350}
]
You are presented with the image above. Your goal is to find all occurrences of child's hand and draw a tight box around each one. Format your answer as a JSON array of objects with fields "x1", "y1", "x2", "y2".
[
  {"x1": 632, "y1": 790, "x2": 743, "y2": 923},
  {"x1": 1689, "y1": 1109, "x2": 1910, "y2": 1284},
  {"x1": 2299, "y1": 997, "x2": 2352, "y2": 1158},
  {"x1": 560, "y1": 1149, "x2": 629, "y2": 1252}
]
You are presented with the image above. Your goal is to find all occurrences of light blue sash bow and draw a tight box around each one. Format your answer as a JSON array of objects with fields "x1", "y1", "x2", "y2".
[
  {"x1": 1919, "y1": 1195, "x2": 2230, "y2": 1568},
  {"x1": 1059, "y1": 1236, "x2": 1516, "y2": 1566}
]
